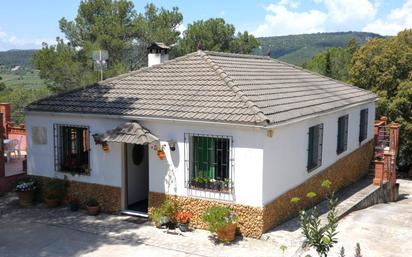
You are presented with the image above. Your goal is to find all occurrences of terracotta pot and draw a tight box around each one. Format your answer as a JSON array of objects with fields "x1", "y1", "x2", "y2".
[
  {"x1": 157, "y1": 150, "x2": 165, "y2": 160},
  {"x1": 45, "y1": 198, "x2": 60, "y2": 208},
  {"x1": 216, "y1": 223, "x2": 237, "y2": 243},
  {"x1": 17, "y1": 190, "x2": 35, "y2": 207},
  {"x1": 87, "y1": 205, "x2": 100, "y2": 216}
]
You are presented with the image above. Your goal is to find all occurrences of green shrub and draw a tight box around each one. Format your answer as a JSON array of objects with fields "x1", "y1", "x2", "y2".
[
  {"x1": 149, "y1": 200, "x2": 177, "y2": 226},
  {"x1": 86, "y1": 198, "x2": 99, "y2": 207},
  {"x1": 202, "y1": 206, "x2": 237, "y2": 233}
]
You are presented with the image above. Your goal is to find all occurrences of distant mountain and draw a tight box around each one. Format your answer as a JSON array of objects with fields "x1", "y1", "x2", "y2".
[
  {"x1": 255, "y1": 31, "x2": 385, "y2": 65},
  {"x1": 0, "y1": 32, "x2": 385, "y2": 70},
  {"x1": 0, "y1": 49, "x2": 37, "y2": 69}
]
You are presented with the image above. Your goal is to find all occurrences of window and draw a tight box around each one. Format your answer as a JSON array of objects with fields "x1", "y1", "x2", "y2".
[
  {"x1": 337, "y1": 115, "x2": 349, "y2": 154},
  {"x1": 307, "y1": 124, "x2": 323, "y2": 171},
  {"x1": 185, "y1": 134, "x2": 233, "y2": 192},
  {"x1": 359, "y1": 109, "x2": 368, "y2": 143},
  {"x1": 54, "y1": 124, "x2": 90, "y2": 175}
]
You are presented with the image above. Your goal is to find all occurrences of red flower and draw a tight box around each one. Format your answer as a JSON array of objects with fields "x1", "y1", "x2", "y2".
[{"x1": 176, "y1": 210, "x2": 192, "y2": 224}]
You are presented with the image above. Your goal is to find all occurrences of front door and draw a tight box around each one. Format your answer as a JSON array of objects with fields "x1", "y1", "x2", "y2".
[{"x1": 125, "y1": 143, "x2": 149, "y2": 213}]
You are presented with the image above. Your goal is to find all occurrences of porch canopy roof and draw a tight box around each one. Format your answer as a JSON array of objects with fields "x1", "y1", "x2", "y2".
[{"x1": 101, "y1": 122, "x2": 158, "y2": 145}]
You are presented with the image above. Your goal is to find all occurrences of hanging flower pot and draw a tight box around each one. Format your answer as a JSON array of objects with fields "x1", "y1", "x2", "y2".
[
  {"x1": 102, "y1": 142, "x2": 110, "y2": 152},
  {"x1": 157, "y1": 150, "x2": 166, "y2": 160},
  {"x1": 152, "y1": 143, "x2": 166, "y2": 160}
]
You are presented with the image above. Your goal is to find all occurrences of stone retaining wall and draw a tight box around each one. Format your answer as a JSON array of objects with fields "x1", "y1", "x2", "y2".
[
  {"x1": 149, "y1": 140, "x2": 374, "y2": 238},
  {"x1": 32, "y1": 175, "x2": 121, "y2": 213}
]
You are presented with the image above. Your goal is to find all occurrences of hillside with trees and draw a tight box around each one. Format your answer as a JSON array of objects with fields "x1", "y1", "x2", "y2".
[
  {"x1": 305, "y1": 29, "x2": 412, "y2": 171},
  {"x1": 255, "y1": 31, "x2": 384, "y2": 65},
  {"x1": 0, "y1": 49, "x2": 36, "y2": 69}
]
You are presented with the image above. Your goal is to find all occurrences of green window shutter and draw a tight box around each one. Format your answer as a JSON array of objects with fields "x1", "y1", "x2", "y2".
[
  {"x1": 344, "y1": 115, "x2": 348, "y2": 150},
  {"x1": 359, "y1": 109, "x2": 368, "y2": 142},
  {"x1": 317, "y1": 124, "x2": 324, "y2": 167},
  {"x1": 337, "y1": 115, "x2": 348, "y2": 154},
  {"x1": 307, "y1": 126, "x2": 314, "y2": 170},
  {"x1": 193, "y1": 136, "x2": 216, "y2": 179}
]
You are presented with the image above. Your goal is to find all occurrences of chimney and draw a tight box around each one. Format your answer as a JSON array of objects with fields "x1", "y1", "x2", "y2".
[{"x1": 147, "y1": 42, "x2": 170, "y2": 67}]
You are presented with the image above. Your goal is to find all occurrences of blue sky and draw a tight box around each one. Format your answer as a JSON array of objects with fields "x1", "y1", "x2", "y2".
[{"x1": 0, "y1": 0, "x2": 411, "y2": 51}]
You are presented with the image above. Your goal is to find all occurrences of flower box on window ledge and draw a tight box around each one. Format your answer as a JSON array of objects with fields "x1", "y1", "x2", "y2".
[{"x1": 189, "y1": 177, "x2": 232, "y2": 193}]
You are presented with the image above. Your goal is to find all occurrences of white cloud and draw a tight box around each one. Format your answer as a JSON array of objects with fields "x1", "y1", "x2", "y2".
[
  {"x1": 279, "y1": 0, "x2": 300, "y2": 8},
  {"x1": 254, "y1": 4, "x2": 327, "y2": 36},
  {"x1": 363, "y1": 0, "x2": 412, "y2": 35},
  {"x1": 322, "y1": 0, "x2": 378, "y2": 24},
  {"x1": 0, "y1": 26, "x2": 53, "y2": 51},
  {"x1": 253, "y1": 0, "x2": 379, "y2": 37}
]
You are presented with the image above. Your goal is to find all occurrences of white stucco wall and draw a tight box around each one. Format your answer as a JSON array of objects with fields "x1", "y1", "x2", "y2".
[
  {"x1": 25, "y1": 112, "x2": 266, "y2": 207},
  {"x1": 139, "y1": 119, "x2": 265, "y2": 207},
  {"x1": 25, "y1": 100, "x2": 375, "y2": 208},
  {"x1": 25, "y1": 113, "x2": 125, "y2": 187},
  {"x1": 262, "y1": 102, "x2": 376, "y2": 205}
]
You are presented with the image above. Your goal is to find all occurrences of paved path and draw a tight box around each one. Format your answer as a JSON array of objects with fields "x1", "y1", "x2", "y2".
[
  {"x1": 1, "y1": 179, "x2": 411, "y2": 257},
  {"x1": 0, "y1": 194, "x2": 278, "y2": 257}
]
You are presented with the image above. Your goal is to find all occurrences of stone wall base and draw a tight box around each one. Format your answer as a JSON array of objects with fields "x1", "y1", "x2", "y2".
[
  {"x1": 32, "y1": 175, "x2": 121, "y2": 213},
  {"x1": 149, "y1": 192, "x2": 264, "y2": 238},
  {"x1": 149, "y1": 140, "x2": 374, "y2": 239}
]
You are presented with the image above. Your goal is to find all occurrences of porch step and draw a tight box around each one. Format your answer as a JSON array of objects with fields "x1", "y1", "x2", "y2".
[{"x1": 121, "y1": 210, "x2": 149, "y2": 218}]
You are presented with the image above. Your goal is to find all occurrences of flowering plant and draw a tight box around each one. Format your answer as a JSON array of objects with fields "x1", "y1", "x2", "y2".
[
  {"x1": 65, "y1": 194, "x2": 80, "y2": 204},
  {"x1": 176, "y1": 210, "x2": 192, "y2": 224},
  {"x1": 151, "y1": 143, "x2": 166, "y2": 152},
  {"x1": 15, "y1": 178, "x2": 37, "y2": 192}
]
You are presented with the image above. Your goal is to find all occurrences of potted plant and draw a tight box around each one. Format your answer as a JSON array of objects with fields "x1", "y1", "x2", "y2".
[
  {"x1": 66, "y1": 194, "x2": 80, "y2": 211},
  {"x1": 149, "y1": 200, "x2": 177, "y2": 229},
  {"x1": 86, "y1": 198, "x2": 100, "y2": 215},
  {"x1": 15, "y1": 177, "x2": 37, "y2": 207},
  {"x1": 176, "y1": 210, "x2": 192, "y2": 232},
  {"x1": 223, "y1": 178, "x2": 232, "y2": 192},
  {"x1": 202, "y1": 206, "x2": 238, "y2": 243},
  {"x1": 44, "y1": 179, "x2": 66, "y2": 208},
  {"x1": 151, "y1": 143, "x2": 166, "y2": 160}
]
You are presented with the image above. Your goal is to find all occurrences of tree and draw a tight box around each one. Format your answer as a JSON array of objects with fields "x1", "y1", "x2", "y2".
[
  {"x1": 33, "y1": 0, "x2": 183, "y2": 92},
  {"x1": 303, "y1": 39, "x2": 358, "y2": 82},
  {"x1": 351, "y1": 29, "x2": 412, "y2": 169},
  {"x1": 173, "y1": 18, "x2": 259, "y2": 56},
  {"x1": 0, "y1": 82, "x2": 5, "y2": 91}
]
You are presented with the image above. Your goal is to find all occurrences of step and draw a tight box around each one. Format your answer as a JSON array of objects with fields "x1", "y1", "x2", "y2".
[{"x1": 121, "y1": 210, "x2": 149, "y2": 218}]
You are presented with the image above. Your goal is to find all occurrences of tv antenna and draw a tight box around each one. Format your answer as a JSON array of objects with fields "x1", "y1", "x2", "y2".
[{"x1": 92, "y1": 50, "x2": 108, "y2": 81}]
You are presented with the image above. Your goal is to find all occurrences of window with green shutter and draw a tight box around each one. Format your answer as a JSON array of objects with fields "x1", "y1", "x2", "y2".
[
  {"x1": 337, "y1": 115, "x2": 349, "y2": 154},
  {"x1": 185, "y1": 134, "x2": 233, "y2": 192},
  {"x1": 359, "y1": 109, "x2": 368, "y2": 143},
  {"x1": 307, "y1": 124, "x2": 323, "y2": 172},
  {"x1": 54, "y1": 124, "x2": 90, "y2": 175}
]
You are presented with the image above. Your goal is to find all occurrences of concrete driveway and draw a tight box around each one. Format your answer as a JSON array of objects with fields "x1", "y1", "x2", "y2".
[
  {"x1": 304, "y1": 179, "x2": 412, "y2": 257},
  {"x1": 1, "y1": 180, "x2": 411, "y2": 257}
]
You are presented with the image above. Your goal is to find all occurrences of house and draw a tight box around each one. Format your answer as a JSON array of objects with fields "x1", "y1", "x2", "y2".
[{"x1": 25, "y1": 43, "x2": 376, "y2": 238}]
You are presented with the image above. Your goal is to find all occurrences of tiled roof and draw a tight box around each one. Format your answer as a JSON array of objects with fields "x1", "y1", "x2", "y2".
[
  {"x1": 27, "y1": 51, "x2": 376, "y2": 125},
  {"x1": 101, "y1": 122, "x2": 158, "y2": 144}
]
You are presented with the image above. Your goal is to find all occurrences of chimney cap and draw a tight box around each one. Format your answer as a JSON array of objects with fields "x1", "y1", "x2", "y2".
[{"x1": 147, "y1": 42, "x2": 170, "y2": 51}]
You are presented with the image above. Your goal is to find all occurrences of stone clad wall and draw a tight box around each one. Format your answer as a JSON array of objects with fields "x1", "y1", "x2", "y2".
[
  {"x1": 32, "y1": 175, "x2": 121, "y2": 213},
  {"x1": 149, "y1": 192, "x2": 265, "y2": 238},
  {"x1": 149, "y1": 140, "x2": 374, "y2": 238}
]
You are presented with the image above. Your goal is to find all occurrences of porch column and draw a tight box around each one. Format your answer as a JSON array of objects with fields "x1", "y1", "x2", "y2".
[{"x1": 0, "y1": 113, "x2": 4, "y2": 177}]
